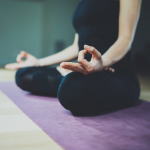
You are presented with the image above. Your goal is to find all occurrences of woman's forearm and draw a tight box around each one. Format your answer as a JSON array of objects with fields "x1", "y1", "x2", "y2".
[
  {"x1": 38, "y1": 44, "x2": 78, "y2": 66},
  {"x1": 102, "y1": 35, "x2": 132, "y2": 68},
  {"x1": 102, "y1": 0, "x2": 141, "y2": 68},
  {"x1": 38, "y1": 33, "x2": 79, "y2": 66}
]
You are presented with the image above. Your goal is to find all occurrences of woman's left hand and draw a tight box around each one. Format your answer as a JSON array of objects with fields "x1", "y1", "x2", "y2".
[{"x1": 60, "y1": 45, "x2": 114, "y2": 75}]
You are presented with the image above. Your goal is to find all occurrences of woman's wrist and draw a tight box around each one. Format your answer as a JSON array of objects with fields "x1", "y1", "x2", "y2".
[
  {"x1": 102, "y1": 55, "x2": 110, "y2": 69},
  {"x1": 36, "y1": 59, "x2": 41, "y2": 67}
]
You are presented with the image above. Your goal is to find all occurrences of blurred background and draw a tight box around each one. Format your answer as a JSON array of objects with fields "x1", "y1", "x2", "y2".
[
  {"x1": 0, "y1": 0, "x2": 150, "y2": 100},
  {"x1": 0, "y1": 0, "x2": 78, "y2": 65}
]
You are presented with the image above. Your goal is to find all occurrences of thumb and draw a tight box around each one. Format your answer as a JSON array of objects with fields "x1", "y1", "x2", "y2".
[
  {"x1": 16, "y1": 51, "x2": 27, "y2": 63},
  {"x1": 21, "y1": 51, "x2": 35, "y2": 59},
  {"x1": 21, "y1": 51, "x2": 28, "y2": 58}
]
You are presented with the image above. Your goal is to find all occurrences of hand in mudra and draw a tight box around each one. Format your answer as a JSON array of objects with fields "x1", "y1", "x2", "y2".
[
  {"x1": 60, "y1": 45, "x2": 115, "y2": 75},
  {"x1": 5, "y1": 51, "x2": 38, "y2": 70}
]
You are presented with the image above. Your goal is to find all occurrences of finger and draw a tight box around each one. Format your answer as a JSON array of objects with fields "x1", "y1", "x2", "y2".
[
  {"x1": 56, "y1": 66, "x2": 72, "y2": 76},
  {"x1": 61, "y1": 64, "x2": 80, "y2": 73},
  {"x1": 62, "y1": 65, "x2": 78, "y2": 73},
  {"x1": 111, "y1": 68, "x2": 115, "y2": 73},
  {"x1": 78, "y1": 50, "x2": 90, "y2": 69},
  {"x1": 109, "y1": 68, "x2": 115, "y2": 73},
  {"x1": 16, "y1": 54, "x2": 24, "y2": 63},
  {"x1": 22, "y1": 51, "x2": 35, "y2": 59},
  {"x1": 105, "y1": 67, "x2": 115, "y2": 73},
  {"x1": 61, "y1": 62, "x2": 83, "y2": 72},
  {"x1": 57, "y1": 66, "x2": 71, "y2": 73},
  {"x1": 84, "y1": 45, "x2": 101, "y2": 59},
  {"x1": 5, "y1": 63, "x2": 20, "y2": 70},
  {"x1": 21, "y1": 51, "x2": 30, "y2": 57},
  {"x1": 16, "y1": 51, "x2": 27, "y2": 63},
  {"x1": 60, "y1": 62, "x2": 88, "y2": 75},
  {"x1": 78, "y1": 50, "x2": 87, "y2": 61},
  {"x1": 21, "y1": 51, "x2": 30, "y2": 59},
  {"x1": 109, "y1": 68, "x2": 112, "y2": 72},
  {"x1": 5, "y1": 61, "x2": 28, "y2": 70},
  {"x1": 5, "y1": 64, "x2": 12, "y2": 69}
]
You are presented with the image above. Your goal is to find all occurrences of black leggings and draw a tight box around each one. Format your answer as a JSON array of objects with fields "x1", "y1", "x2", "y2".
[{"x1": 16, "y1": 66, "x2": 140, "y2": 114}]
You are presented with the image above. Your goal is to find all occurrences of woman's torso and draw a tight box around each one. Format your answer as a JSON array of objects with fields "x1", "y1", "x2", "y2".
[
  {"x1": 72, "y1": 0, "x2": 132, "y2": 72},
  {"x1": 72, "y1": 0, "x2": 140, "y2": 105}
]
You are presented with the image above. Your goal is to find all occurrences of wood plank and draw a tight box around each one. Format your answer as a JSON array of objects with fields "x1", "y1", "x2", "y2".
[
  {"x1": 0, "y1": 69, "x2": 16, "y2": 82},
  {"x1": 0, "y1": 130, "x2": 63, "y2": 150},
  {"x1": 138, "y1": 74, "x2": 150, "y2": 102},
  {"x1": 0, "y1": 90, "x2": 63, "y2": 150}
]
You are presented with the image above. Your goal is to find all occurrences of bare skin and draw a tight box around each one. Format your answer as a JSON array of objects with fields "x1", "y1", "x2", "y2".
[
  {"x1": 5, "y1": 34, "x2": 113, "y2": 76},
  {"x1": 61, "y1": 0, "x2": 142, "y2": 74},
  {"x1": 5, "y1": 0, "x2": 142, "y2": 76},
  {"x1": 5, "y1": 34, "x2": 79, "y2": 72}
]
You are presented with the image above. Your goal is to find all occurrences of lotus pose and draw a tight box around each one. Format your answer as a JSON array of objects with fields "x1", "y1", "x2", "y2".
[{"x1": 6, "y1": 0, "x2": 142, "y2": 114}]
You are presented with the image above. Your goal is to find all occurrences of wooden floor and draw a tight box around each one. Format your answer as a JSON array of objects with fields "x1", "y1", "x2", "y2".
[
  {"x1": 0, "y1": 69, "x2": 64, "y2": 150},
  {"x1": 138, "y1": 73, "x2": 150, "y2": 102},
  {"x1": 0, "y1": 68, "x2": 150, "y2": 150}
]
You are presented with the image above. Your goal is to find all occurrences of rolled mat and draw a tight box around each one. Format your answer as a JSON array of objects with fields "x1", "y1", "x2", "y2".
[{"x1": 0, "y1": 82, "x2": 150, "y2": 150}]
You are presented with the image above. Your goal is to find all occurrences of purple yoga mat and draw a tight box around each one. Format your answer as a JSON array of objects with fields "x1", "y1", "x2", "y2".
[{"x1": 0, "y1": 82, "x2": 150, "y2": 150}]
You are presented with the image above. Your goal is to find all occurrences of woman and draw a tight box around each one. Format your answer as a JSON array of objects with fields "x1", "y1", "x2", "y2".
[{"x1": 6, "y1": 0, "x2": 142, "y2": 114}]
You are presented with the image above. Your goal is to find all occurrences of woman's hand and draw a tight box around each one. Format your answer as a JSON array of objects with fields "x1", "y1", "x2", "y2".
[
  {"x1": 56, "y1": 66, "x2": 72, "y2": 76},
  {"x1": 60, "y1": 45, "x2": 114, "y2": 75},
  {"x1": 5, "y1": 51, "x2": 39, "y2": 70}
]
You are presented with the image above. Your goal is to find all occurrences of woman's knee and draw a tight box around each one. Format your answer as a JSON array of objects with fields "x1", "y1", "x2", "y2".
[
  {"x1": 57, "y1": 71, "x2": 112, "y2": 111},
  {"x1": 15, "y1": 67, "x2": 34, "y2": 90},
  {"x1": 57, "y1": 72, "x2": 87, "y2": 110}
]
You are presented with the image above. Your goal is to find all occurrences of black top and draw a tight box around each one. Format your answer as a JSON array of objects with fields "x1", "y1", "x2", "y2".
[{"x1": 72, "y1": 0, "x2": 132, "y2": 70}]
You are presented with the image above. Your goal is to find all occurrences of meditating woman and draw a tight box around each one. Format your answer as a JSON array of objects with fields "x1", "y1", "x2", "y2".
[{"x1": 5, "y1": 0, "x2": 142, "y2": 114}]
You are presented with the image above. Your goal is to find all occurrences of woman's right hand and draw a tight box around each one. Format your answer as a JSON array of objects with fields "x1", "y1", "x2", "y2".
[{"x1": 5, "y1": 51, "x2": 39, "y2": 70}]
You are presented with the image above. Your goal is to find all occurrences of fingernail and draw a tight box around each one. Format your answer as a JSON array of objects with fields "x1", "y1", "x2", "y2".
[{"x1": 85, "y1": 45, "x2": 90, "y2": 49}]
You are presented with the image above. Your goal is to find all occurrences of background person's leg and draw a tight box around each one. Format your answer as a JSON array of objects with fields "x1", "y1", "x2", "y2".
[
  {"x1": 57, "y1": 71, "x2": 140, "y2": 114},
  {"x1": 16, "y1": 66, "x2": 63, "y2": 96}
]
